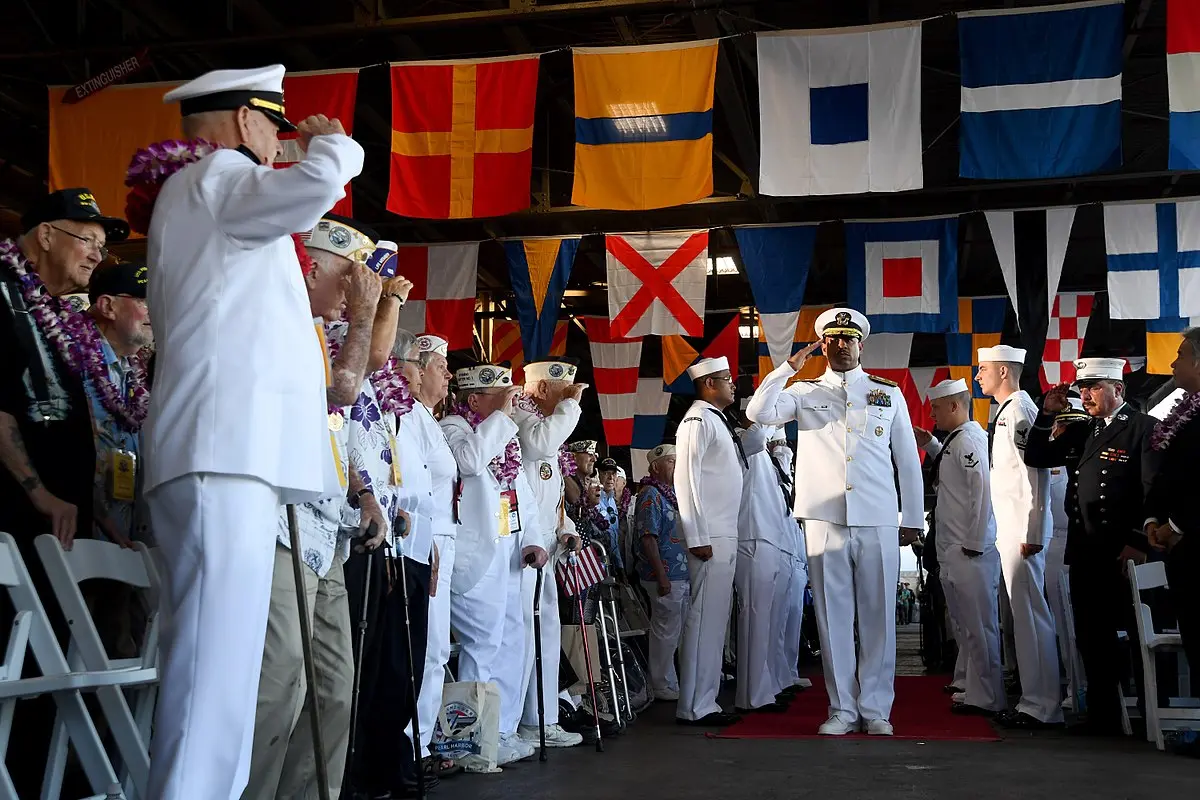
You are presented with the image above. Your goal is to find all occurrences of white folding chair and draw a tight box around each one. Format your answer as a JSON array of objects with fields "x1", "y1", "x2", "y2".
[
  {"x1": 35, "y1": 536, "x2": 160, "y2": 800},
  {"x1": 1127, "y1": 559, "x2": 1200, "y2": 750},
  {"x1": 0, "y1": 532, "x2": 151, "y2": 799}
]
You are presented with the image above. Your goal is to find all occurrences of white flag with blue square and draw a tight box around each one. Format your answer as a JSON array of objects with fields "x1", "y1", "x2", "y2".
[
  {"x1": 845, "y1": 217, "x2": 959, "y2": 333},
  {"x1": 757, "y1": 21, "x2": 922, "y2": 197},
  {"x1": 1103, "y1": 199, "x2": 1200, "y2": 320},
  {"x1": 958, "y1": 0, "x2": 1124, "y2": 179}
]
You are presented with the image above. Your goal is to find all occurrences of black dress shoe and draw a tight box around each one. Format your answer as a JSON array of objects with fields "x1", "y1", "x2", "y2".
[
  {"x1": 676, "y1": 711, "x2": 741, "y2": 727},
  {"x1": 736, "y1": 701, "x2": 789, "y2": 714},
  {"x1": 951, "y1": 702, "x2": 996, "y2": 717},
  {"x1": 779, "y1": 685, "x2": 802, "y2": 697},
  {"x1": 995, "y1": 711, "x2": 1063, "y2": 730},
  {"x1": 943, "y1": 684, "x2": 965, "y2": 695}
]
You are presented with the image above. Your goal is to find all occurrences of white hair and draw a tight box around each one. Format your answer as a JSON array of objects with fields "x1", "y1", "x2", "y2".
[{"x1": 392, "y1": 328, "x2": 417, "y2": 360}]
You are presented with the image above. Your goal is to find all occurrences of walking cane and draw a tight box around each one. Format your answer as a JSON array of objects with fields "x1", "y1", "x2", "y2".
[
  {"x1": 568, "y1": 546, "x2": 604, "y2": 753},
  {"x1": 393, "y1": 516, "x2": 426, "y2": 800},
  {"x1": 286, "y1": 504, "x2": 332, "y2": 800},
  {"x1": 526, "y1": 556, "x2": 548, "y2": 761},
  {"x1": 347, "y1": 522, "x2": 379, "y2": 770}
]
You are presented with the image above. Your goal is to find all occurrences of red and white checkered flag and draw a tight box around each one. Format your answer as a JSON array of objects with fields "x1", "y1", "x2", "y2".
[
  {"x1": 555, "y1": 545, "x2": 607, "y2": 597},
  {"x1": 1041, "y1": 292, "x2": 1095, "y2": 390}
]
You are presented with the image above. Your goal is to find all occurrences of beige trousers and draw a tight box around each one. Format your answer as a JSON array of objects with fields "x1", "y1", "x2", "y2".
[{"x1": 242, "y1": 543, "x2": 353, "y2": 799}]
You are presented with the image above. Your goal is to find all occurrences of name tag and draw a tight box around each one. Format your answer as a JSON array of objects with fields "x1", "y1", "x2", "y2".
[
  {"x1": 499, "y1": 489, "x2": 522, "y2": 537},
  {"x1": 110, "y1": 450, "x2": 136, "y2": 502},
  {"x1": 389, "y1": 434, "x2": 403, "y2": 486}
]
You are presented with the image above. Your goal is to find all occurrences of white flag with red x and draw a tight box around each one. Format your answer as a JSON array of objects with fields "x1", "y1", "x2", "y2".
[{"x1": 605, "y1": 231, "x2": 709, "y2": 338}]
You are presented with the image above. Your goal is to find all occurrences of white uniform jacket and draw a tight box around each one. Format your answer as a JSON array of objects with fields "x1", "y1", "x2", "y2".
[
  {"x1": 746, "y1": 362, "x2": 924, "y2": 529},
  {"x1": 924, "y1": 421, "x2": 995, "y2": 553},
  {"x1": 737, "y1": 425, "x2": 796, "y2": 551},
  {"x1": 395, "y1": 409, "x2": 437, "y2": 563},
  {"x1": 143, "y1": 134, "x2": 365, "y2": 503},
  {"x1": 674, "y1": 400, "x2": 744, "y2": 549},
  {"x1": 513, "y1": 397, "x2": 581, "y2": 555},
  {"x1": 442, "y1": 412, "x2": 541, "y2": 594},
  {"x1": 990, "y1": 392, "x2": 1052, "y2": 547}
]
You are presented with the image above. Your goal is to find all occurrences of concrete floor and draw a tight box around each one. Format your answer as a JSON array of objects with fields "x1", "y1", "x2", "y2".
[{"x1": 446, "y1": 626, "x2": 1199, "y2": 800}]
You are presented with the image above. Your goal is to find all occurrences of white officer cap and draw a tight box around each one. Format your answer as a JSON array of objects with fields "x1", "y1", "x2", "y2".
[
  {"x1": 1073, "y1": 357, "x2": 1126, "y2": 384},
  {"x1": 163, "y1": 64, "x2": 296, "y2": 132},
  {"x1": 567, "y1": 440, "x2": 598, "y2": 456},
  {"x1": 687, "y1": 356, "x2": 730, "y2": 380},
  {"x1": 524, "y1": 358, "x2": 579, "y2": 384},
  {"x1": 1056, "y1": 396, "x2": 1090, "y2": 423},
  {"x1": 417, "y1": 334, "x2": 449, "y2": 357},
  {"x1": 977, "y1": 344, "x2": 1026, "y2": 363},
  {"x1": 815, "y1": 307, "x2": 871, "y2": 341},
  {"x1": 301, "y1": 213, "x2": 376, "y2": 264},
  {"x1": 647, "y1": 444, "x2": 676, "y2": 464},
  {"x1": 928, "y1": 378, "x2": 970, "y2": 400},
  {"x1": 456, "y1": 364, "x2": 512, "y2": 391}
]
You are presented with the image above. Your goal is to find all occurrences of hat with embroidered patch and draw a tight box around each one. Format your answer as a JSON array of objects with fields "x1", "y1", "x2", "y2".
[
  {"x1": 524, "y1": 357, "x2": 579, "y2": 384},
  {"x1": 647, "y1": 444, "x2": 676, "y2": 464},
  {"x1": 88, "y1": 261, "x2": 148, "y2": 303},
  {"x1": 597, "y1": 458, "x2": 619, "y2": 474},
  {"x1": 567, "y1": 440, "x2": 598, "y2": 456},
  {"x1": 977, "y1": 344, "x2": 1027, "y2": 363},
  {"x1": 417, "y1": 334, "x2": 449, "y2": 357},
  {"x1": 928, "y1": 378, "x2": 970, "y2": 401},
  {"x1": 301, "y1": 213, "x2": 377, "y2": 265},
  {"x1": 456, "y1": 363, "x2": 513, "y2": 391},
  {"x1": 163, "y1": 64, "x2": 296, "y2": 132},
  {"x1": 1072, "y1": 357, "x2": 1126, "y2": 384},
  {"x1": 22, "y1": 188, "x2": 130, "y2": 242},
  {"x1": 686, "y1": 356, "x2": 730, "y2": 381},
  {"x1": 815, "y1": 307, "x2": 870, "y2": 341}
]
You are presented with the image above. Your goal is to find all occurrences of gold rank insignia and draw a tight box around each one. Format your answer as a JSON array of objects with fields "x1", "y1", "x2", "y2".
[{"x1": 866, "y1": 388, "x2": 892, "y2": 407}]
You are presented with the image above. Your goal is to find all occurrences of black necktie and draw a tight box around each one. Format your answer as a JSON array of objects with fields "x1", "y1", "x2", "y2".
[
  {"x1": 769, "y1": 452, "x2": 795, "y2": 508},
  {"x1": 709, "y1": 409, "x2": 749, "y2": 469},
  {"x1": 929, "y1": 429, "x2": 963, "y2": 493},
  {"x1": 987, "y1": 398, "x2": 1017, "y2": 463}
]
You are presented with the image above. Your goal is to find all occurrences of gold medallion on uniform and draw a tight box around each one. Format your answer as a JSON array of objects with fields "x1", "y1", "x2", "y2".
[
  {"x1": 875, "y1": 426, "x2": 884, "y2": 437},
  {"x1": 328, "y1": 412, "x2": 344, "y2": 432}
]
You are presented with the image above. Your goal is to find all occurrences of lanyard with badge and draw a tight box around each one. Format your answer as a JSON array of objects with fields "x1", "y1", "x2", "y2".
[
  {"x1": 315, "y1": 321, "x2": 348, "y2": 490},
  {"x1": 499, "y1": 478, "x2": 522, "y2": 538}
]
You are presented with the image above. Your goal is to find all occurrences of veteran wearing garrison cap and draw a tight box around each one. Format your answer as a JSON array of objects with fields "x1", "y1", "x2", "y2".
[
  {"x1": 674, "y1": 356, "x2": 745, "y2": 726},
  {"x1": 139, "y1": 64, "x2": 366, "y2": 799},
  {"x1": 746, "y1": 307, "x2": 923, "y2": 736},
  {"x1": 1025, "y1": 357, "x2": 1162, "y2": 735}
]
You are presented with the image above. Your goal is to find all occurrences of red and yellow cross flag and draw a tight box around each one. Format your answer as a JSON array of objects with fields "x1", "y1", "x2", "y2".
[{"x1": 387, "y1": 55, "x2": 540, "y2": 220}]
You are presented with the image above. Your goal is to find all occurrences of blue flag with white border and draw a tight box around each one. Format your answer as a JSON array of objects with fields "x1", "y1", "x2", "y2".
[{"x1": 958, "y1": 0, "x2": 1124, "y2": 179}]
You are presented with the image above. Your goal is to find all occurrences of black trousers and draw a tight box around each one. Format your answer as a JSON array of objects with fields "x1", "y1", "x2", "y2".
[
  {"x1": 345, "y1": 552, "x2": 431, "y2": 795},
  {"x1": 1069, "y1": 556, "x2": 1136, "y2": 730},
  {"x1": 1166, "y1": 536, "x2": 1200, "y2": 676}
]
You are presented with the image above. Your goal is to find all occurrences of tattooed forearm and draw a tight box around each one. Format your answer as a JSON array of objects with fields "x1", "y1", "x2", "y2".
[
  {"x1": 329, "y1": 313, "x2": 376, "y2": 407},
  {"x1": 0, "y1": 410, "x2": 42, "y2": 494}
]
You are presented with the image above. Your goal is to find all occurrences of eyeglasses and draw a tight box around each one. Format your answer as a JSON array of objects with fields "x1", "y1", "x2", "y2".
[
  {"x1": 50, "y1": 226, "x2": 108, "y2": 260},
  {"x1": 709, "y1": 374, "x2": 735, "y2": 385}
]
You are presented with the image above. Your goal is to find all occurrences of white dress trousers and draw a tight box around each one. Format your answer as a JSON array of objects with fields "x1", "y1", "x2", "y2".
[
  {"x1": 519, "y1": 556, "x2": 563, "y2": 728},
  {"x1": 415, "y1": 533, "x2": 456, "y2": 758},
  {"x1": 780, "y1": 553, "x2": 809, "y2": 688},
  {"x1": 676, "y1": 538, "x2": 738, "y2": 720},
  {"x1": 767, "y1": 549, "x2": 796, "y2": 697},
  {"x1": 641, "y1": 580, "x2": 691, "y2": 697},
  {"x1": 145, "y1": 474, "x2": 281, "y2": 800},
  {"x1": 941, "y1": 546, "x2": 1006, "y2": 711},
  {"x1": 734, "y1": 539, "x2": 785, "y2": 709}
]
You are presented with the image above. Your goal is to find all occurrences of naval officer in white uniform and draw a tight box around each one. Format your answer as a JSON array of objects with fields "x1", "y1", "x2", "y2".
[
  {"x1": 915, "y1": 379, "x2": 1005, "y2": 715},
  {"x1": 141, "y1": 65, "x2": 364, "y2": 799},
  {"x1": 975, "y1": 345, "x2": 1063, "y2": 729},
  {"x1": 746, "y1": 308, "x2": 923, "y2": 736},
  {"x1": 674, "y1": 356, "x2": 745, "y2": 726}
]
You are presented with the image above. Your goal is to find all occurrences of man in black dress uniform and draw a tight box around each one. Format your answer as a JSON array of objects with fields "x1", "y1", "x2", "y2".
[
  {"x1": 1145, "y1": 330, "x2": 1200, "y2": 682},
  {"x1": 1025, "y1": 357, "x2": 1161, "y2": 736}
]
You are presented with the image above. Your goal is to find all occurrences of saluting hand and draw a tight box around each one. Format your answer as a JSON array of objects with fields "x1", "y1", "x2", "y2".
[
  {"x1": 499, "y1": 386, "x2": 522, "y2": 418},
  {"x1": 346, "y1": 263, "x2": 383, "y2": 317},
  {"x1": 296, "y1": 114, "x2": 347, "y2": 153},
  {"x1": 1042, "y1": 383, "x2": 1070, "y2": 414},
  {"x1": 563, "y1": 383, "x2": 588, "y2": 402},
  {"x1": 382, "y1": 275, "x2": 414, "y2": 304},
  {"x1": 787, "y1": 340, "x2": 822, "y2": 372},
  {"x1": 912, "y1": 427, "x2": 933, "y2": 448}
]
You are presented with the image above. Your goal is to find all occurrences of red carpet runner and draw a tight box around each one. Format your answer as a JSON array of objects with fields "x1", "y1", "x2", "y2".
[{"x1": 715, "y1": 676, "x2": 1001, "y2": 741}]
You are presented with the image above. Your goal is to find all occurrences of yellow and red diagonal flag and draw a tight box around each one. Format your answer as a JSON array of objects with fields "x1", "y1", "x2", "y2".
[
  {"x1": 492, "y1": 319, "x2": 568, "y2": 385},
  {"x1": 388, "y1": 55, "x2": 540, "y2": 220}
]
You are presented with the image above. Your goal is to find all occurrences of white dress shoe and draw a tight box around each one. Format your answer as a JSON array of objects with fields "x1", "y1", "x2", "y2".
[
  {"x1": 865, "y1": 719, "x2": 894, "y2": 736},
  {"x1": 518, "y1": 723, "x2": 583, "y2": 748},
  {"x1": 818, "y1": 715, "x2": 857, "y2": 736}
]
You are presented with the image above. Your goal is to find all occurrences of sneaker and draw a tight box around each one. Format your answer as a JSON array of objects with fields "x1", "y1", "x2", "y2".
[
  {"x1": 518, "y1": 723, "x2": 584, "y2": 748},
  {"x1": 818, "y1": 715, "x2": 857, "y2": 736},
  {"x1": 496, "y1": 740, "x2": 524, "y2": 766},
  {"x1": 499, "y1": 733, "x2": 535, "y2": 763},
  {"x1": 865, "y1": 719, "x2": 894, "y2": 736}
]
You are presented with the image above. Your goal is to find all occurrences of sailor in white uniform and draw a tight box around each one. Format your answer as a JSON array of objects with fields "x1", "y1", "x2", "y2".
[
  {"x1": 513, "y1": 357, "x2": 586, "y2": 749},
  {"x1": 442, "y1": 364, "x2": 549, "y2": 766},
  {"x1": 746, "y1": 308, "x2": 924, "y2": 736},
  {"x1": 916, "y1": 379, "x2": 1005, "y2": 714},
  {"x1": 734, "y1": 423, "x2": 795, "y2": 713},
  {"x1": 768, "y1": 438, "x2": 810, "y2": 695},
  {"x1": 674, "y1": 357, "x2": 745, "y2": 726},
  {"x1": 975, "y1": 345, "x2": 1063, "y2": 728},
  {"x1": 141, "y1": 65, "x2": 364, "y2": 799}
]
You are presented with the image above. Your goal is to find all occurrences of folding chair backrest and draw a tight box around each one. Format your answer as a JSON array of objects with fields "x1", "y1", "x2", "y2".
[{"x1": 1131, "y1": 560, "x2": 1169, "y2": 593}]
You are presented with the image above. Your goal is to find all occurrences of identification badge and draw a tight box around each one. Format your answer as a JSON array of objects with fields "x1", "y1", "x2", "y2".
[
  {"x1": 328, "y1": 412, "x2": 344, "y2": 432},
  {"x1": 110, "y1": 450, "x2": 136, "y2": 502},
  {"x1": 389, "y1": 433, "x2": 403, "y2": 486},
  {"x1": 499, "y1": 489, "x2": 521, "y2": 537}
]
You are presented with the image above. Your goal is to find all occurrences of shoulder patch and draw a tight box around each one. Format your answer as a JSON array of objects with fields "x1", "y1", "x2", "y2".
[
  {"x1": 681, "y1": 416, "x2": 704, "y2": 424},
  {"x1": 868, "y1": 374, "x2": 899, "y2": 387}
]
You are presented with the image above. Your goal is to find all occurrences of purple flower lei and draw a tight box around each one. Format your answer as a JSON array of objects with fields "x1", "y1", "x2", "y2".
[
  {"x1": 0, "y1": 240, "x2": 149, "y2": 431},
  {"x1": 125, "y1": 138, "x2": 220, "y2": 188},
  {"x1": 1151, "y1": 391, "x2": 1200, "y2": 451},
  {"x1": 637, "y1": 475, "x2": 678, "y2": 510},
  {"x1": 370, "y1": 356, "x2": 416, "y2": 419},
  {"x1": 450, "y1": 401, "x2": 523, "y2": 489},
  {"x1": 618, "y1": 487, "x2": 633, "y2": 517}
]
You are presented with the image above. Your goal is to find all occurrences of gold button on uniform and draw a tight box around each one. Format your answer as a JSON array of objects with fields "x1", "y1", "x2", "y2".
[
  {"x1": 846, "y1": 485, "x2": 853, "y2": 492},
  {"x1": 846, "y1": 456, "x2": 853, "y2": 462}
]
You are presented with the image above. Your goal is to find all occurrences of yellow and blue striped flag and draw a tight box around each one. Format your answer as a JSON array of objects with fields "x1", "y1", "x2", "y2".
[{"x1": 572, "y1": 40, "x2": 717, "y2": 210}]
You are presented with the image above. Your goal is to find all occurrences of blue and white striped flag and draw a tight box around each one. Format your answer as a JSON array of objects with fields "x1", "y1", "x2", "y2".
[
  {"x1": 958, "y1": 0, "x2": 1124, "y2": 179},
  {"x1": 1103, "y1": 199, "x2": 1200, "y2": 320}
]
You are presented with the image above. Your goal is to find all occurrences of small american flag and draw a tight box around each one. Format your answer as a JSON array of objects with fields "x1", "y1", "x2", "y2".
[{"x1": 556, "y1": 545, "x2": 607, "y2": 596}]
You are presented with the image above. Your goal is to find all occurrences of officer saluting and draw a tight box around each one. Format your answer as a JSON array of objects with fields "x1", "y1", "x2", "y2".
[
  {"x1": 746, "y1": 308, "x2": 923, "y2": 737},
  {"x1": 1024, "y1": 357, "x2": 1161, "y2": 736}
]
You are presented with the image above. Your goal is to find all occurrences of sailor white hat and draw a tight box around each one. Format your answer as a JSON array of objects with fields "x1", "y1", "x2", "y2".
[
  {"x1": 525, "y1": 358, "x2": 579, "y2": 384},
  {"x1": 928, "y1": 378, "x2": 970, "y2": 400},
  {"x1": 647, "y1": 444, "x2": 676, "y2": 464},
  {"x1": 687, "y1": 356, "x2": 730, "y2": 381},
  {"x1": 456, "y1": 364, "x2": 513, "y2": 391},
  {"x1": 163, "y1": 64, "x2": 295, "y2": 132},
  {"x1": 1073, "y1": 357, "x2": 1126, "y2": 384},
  {"x1": 567, "y1": 440, "x2": 598, "y2": 455},
  {"x1": 815, "y1": 307, "x2": 870, "y2": 340},
  {"x1": 417, "y1": 334, "x2": 449, "y2": 358},
  {"x1": 301, "y1": 214, "x2": 376, "y2": 264},
  {"x1": 978, "y1": 344, "x2": 1027, "y2": 363}
]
